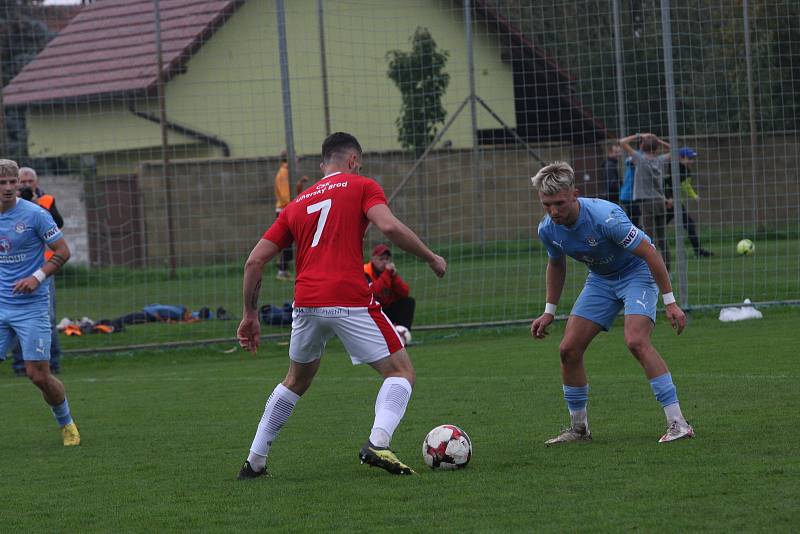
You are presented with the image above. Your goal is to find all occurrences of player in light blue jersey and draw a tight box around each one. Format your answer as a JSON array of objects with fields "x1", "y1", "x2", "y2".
[
  {"x1": 0, "y1": 159, "x2": 80, "y2": 446},
  {"x1": 530, "y1": 161, "x2": 693, "y2": 444}
]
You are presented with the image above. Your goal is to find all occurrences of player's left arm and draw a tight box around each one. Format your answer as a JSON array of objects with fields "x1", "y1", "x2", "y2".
[
  {"x1": 238, "y1": 238, "x2": 281, "y2": 353},
  {"x1": 630, "y1": 241, "x2": 686, "y2": 334},
  {"x1": 13, "y1": 238, "x2": 70, "y2": 295},
  {"x1": 367, "y1": 203, "x2": 446, "y2": 278}
]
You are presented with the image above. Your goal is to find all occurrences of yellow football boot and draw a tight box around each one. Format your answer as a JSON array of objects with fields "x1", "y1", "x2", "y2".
[{"x1": 61, "y1": 421, "x2": 81, "y2": 446}]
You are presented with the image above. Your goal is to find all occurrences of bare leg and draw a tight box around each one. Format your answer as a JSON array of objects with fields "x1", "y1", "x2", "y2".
[
  {"x1": 623, "y1": 315, "x2": 669, "y2": 379},
  {"x1": 25, "y1": 360, "x2": 65, "y2": 406},
  {"x1": 368, "y1": 348, "x2": 415, "y2": 385},
  {"x1": 545, "y1": 316, "x2": 602, "y2": 444},
  {"x1": 559, "y1": 315, "x2": 603, "y2": 386},
  {"x1": 281, "y1": 358, "x2": 322, "y2": 395}
]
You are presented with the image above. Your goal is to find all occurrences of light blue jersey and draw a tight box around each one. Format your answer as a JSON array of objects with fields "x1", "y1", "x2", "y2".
[
  {"x1": 0, "y1": 198, "x2": 62, "y2": 305},
  {"x1": 538, "y1": 198, "x2": 659, "y2": 330},
  {"x1": 538, "y1": 198, "x2": 650, "y2": 277}
]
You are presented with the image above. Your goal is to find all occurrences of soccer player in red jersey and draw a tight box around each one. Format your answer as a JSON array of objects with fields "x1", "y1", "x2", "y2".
[{"x1": 236, "y1": 132, "x2": 446, "y2": 478}]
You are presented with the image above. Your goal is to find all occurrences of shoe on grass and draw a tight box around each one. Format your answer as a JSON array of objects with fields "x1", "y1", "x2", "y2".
[
  {"x1": 237, "y1": 460, "x2": 270, "y2": 480},
  {"x1": 61, "y1": 421, "x2": 81, "y2": 447},
  {"x1": 659, "y1": 420, "x2": 695, "y2": 443},
  {"x1": 545, "y1": 425, "x2": 592, "y2": 446},
  {"x1": 359, "y1": 441, "x2": 416, "y2": 475}
]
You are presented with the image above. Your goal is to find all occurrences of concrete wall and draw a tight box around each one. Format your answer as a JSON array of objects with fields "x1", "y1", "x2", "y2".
[
  {"x1": 133, "y1": 136, "x2": 799, "y2": 267},
  {"x1": 39, "y1": 174, "x2": 89, "y2": 266},
  {"x1": 133, "y1": 143, "x2": 605, "y2": 267},
  {"x1": 43, "y1": 134, "x2": 799, "y2": 268}
]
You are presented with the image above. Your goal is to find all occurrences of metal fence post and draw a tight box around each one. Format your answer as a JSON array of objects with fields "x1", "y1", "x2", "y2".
[
  {"x1": 660, "y1": 0, "x2": 688, "y2": 306},
  {"x1": 277, "y1": 0, "x2": 297, "y2": 188},
  {"x1": 743, "y1": 0, "x2": 759, "y2": 230},
  {"x1": 465, "y1": 0, "x2": 484, "y2": 246},
  {"x1": 318, "y1": 0, "x2": 331, "y2": 137},
  {"x1": 154, "y1": 0, "x2": 177, "y2": 277},
  {"x1": 612, "y1": 0, "x2": 626, "y2": 137}
]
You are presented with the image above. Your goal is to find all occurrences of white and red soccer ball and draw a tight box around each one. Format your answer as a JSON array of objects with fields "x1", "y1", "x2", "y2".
[
  {"x1": 422, "y1": 424, "x2": 472, "y2": 469},
  {"x1": 394, "y1": 325, "x2": 411, "y2": 345}
]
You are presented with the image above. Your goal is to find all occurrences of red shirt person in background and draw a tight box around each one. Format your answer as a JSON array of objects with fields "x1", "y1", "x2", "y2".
[{"x1": 364, "y1": 243, "x2": 415, "y2": 329}]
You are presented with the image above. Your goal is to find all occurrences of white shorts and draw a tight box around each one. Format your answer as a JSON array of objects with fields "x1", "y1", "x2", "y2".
[{"x1": 289, "y1": 305, "x2": 404, "y2": 365}]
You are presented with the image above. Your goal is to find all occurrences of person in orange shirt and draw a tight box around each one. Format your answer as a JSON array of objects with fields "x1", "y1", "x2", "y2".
[
  {"x1": 274, "y1": 151, "x2": 308, "y2": 281},
  {"x1": 11, "y1": 167, "x2": 63, "y2": 375},
  {"x1": 364, "y1": 244, "x2": 416, "y2": 329}
]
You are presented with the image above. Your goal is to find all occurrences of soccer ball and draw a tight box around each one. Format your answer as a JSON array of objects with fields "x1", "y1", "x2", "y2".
[
  {"x1": 395, "y1": 325, "x2": 411, "y2": 345},
  {"x1": 422, "y1": 424, "x2": 472, "y2": 469},
  {"x1": 736, "y1": 239, "x2": 755, "y2": 256}
]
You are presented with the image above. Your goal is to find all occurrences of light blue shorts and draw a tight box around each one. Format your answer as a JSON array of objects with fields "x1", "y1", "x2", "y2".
[
  {"x1": 571, "y1": 263, "x2": 658, "y2": 331},
  {"x1": 0, "y1": 300, "x2": 52, "y2": 361}
]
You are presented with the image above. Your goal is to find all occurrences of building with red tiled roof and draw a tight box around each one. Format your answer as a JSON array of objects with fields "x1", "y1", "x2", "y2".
[
  {"x1": 5, "y1": 0, "x2": 242, "y2": 106},
  {"x1": 4, "y1": 0, "x2": 607, "y2": 177}
]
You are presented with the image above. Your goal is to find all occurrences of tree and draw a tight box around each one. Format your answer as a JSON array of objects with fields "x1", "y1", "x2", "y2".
[
  {"x1": 386, "y1": 27, "x2": 450, "y2": 154},
  {"x1": 0, "y1": 0, "x2": 54, "y2": 156},
  {"x1": 488, "y1": 0, "x2": 800, "y2": 137}
]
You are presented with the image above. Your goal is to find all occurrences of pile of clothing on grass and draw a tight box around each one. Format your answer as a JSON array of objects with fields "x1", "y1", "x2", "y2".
[{"x1": 57, "y1": 304, "x2": 236, "y2": 335}]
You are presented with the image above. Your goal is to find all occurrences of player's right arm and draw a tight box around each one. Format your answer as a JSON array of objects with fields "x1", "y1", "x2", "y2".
[
  {"x1": 366, "y1": 203, "x2": 446, "y2": 278},
  {"x1": 238, "y1": 238, "x2": 281, "y2": 353},
  {"x1": 531, "y1": 256, "x2": 566, "y2": 339}
]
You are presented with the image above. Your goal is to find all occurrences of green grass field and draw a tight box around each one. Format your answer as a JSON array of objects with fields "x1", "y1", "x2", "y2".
[
  {"x1": 3, "y1": 308, "x2": 798, "y2": 532},
  {"x1": 56, "y1": 234, "x2": 800, "y2": 352}
]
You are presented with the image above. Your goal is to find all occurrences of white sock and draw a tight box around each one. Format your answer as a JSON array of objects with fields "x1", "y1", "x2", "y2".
[
  {"x1": 569, "y1": 408, "x2": 588, "y2": 429},
  {"x1": 247, "y1": 451, "x2": 267, "y2": 472},
  {"x1": 664, "y1": 402, "x2": 685, "y2": 425},
  {"x1": 248, "y1": 383, "x2": 300, "y2": 470},
  {"x1": 369, "y1": 377, "x2": 412, "y2": 447}
]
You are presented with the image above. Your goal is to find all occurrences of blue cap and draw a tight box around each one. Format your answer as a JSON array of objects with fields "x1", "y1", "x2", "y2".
[{"x1": 679, "y1": 147, "x2": 698, "y2": 158}]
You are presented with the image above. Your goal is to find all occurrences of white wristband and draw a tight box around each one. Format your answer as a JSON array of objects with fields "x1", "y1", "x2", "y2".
[
  {"x1": 32, "y1": 269, "x2": 47, "y2": 283},
  {"x1": 544, "y1": 303, "x2": 557, "y2": 315},
  {"x1": 662, "y1": 292, "x2": 676, "y2": 305}
]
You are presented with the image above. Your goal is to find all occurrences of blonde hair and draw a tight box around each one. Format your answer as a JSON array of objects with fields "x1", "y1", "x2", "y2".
[
  {"x1": 531, "y1": 161, "x2": 575, "y2": 195},
  {"x1": 0, "y1": 159, "x2": 19, "y2": 178}
]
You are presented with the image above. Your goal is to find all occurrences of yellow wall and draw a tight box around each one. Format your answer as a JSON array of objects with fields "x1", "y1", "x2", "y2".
[
  {"x1": 27, "y1": 99, "x2": 201, "y2": 157},
  {"x1": 27, "y1": 0, "x2": 516, "y2": 162}
]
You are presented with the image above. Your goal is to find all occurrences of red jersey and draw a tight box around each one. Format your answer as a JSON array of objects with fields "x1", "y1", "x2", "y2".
[{"x1": 263, "y1": 172, "x2": 387, "y2": 307}]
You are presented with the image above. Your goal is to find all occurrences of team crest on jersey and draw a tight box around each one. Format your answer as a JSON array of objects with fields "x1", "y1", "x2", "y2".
[
  {"x1": 15, "y1": 222, "x2": 25, "y2": 233},
  {"x1": 0, "y1": 237, "x2": 10, "y2": 253},
  {"x1": 586, "y1": 236, "x2": 598, "y2": 247}
]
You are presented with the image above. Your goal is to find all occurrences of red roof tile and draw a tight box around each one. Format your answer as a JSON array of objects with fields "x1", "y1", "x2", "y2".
[{"x1": 4, "y1": 0, "x2": 242, "y2": 106}]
